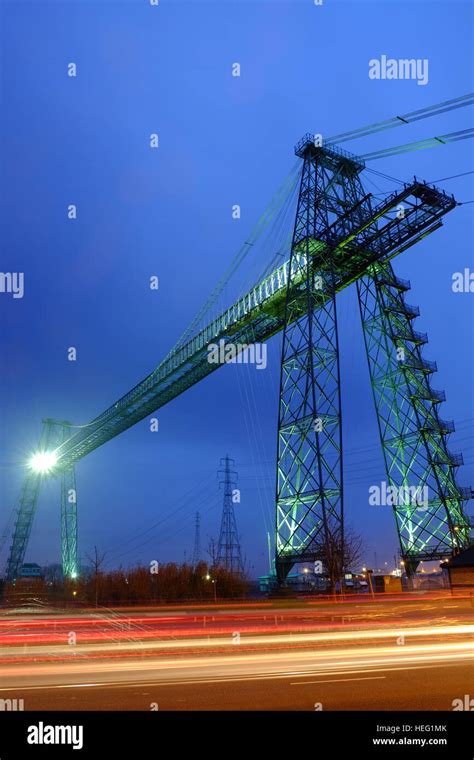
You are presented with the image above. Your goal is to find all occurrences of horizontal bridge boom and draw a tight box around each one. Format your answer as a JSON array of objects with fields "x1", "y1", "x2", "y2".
[{"x1": 54, "y1": 180, "x2": 455, "y2": 469}]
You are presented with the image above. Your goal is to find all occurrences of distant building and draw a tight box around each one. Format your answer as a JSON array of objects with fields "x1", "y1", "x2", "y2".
[
  {"x1": 441, "y1": 546, "x2": 474, "y2": 588},
  {"x1": 259, "y1": 570, "x2": 376, "y2": 593},
  {"x1": 19, "y1": 563, "x2": 43, "y2": 579},
  {"x1": 259, "y1": 571, "x2": 328, "y2": 593},
  {"x1": 371, "y1": 573, "x2": 403, "y2": 593}
]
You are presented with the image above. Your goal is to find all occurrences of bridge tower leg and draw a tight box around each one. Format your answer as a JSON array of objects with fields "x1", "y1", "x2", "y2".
[
  {"x1": 6, "y1": 471, "x2": 44, "y2": 582},
  {"x1": 5, "y1": 419, "x2": 79, "y2": 582},
  {"x1": 60, "y1": 465, "x2": 78, "y2": 579},
  {"x1": 357, "y1": 260, "x2": 471, "y2": 567},
  {"x1": 275, "y1": 139, "x2": 363, "y2": 582},
  {"x1": 58, "y1": 421, "x2": 79, "y2": 579},
  {"x1": 6, "y1": 419, "x2": 58, "y2": 581}
]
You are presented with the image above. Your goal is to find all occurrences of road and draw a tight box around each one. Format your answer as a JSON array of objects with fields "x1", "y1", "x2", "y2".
[{"x1": 0, "y1": 594, "x2": 473, "y2": 710}]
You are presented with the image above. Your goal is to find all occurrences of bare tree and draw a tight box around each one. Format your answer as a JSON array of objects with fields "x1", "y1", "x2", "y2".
[
  {"x1": 43, "y1": 563, "x2": 63, "y2": 583},
  {"x1": 206, "y1": 537, "x2": 217, "y2": 567},
  {"x1": 312, "y1": 526, "x2": 364, "y2": 594},
  {"x1": 85, "y1": 546, "x2": 107, "y2": 607}
]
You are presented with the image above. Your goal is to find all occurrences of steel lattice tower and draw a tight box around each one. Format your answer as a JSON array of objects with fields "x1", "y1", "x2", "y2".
[
  {"x1": 216, "y1": 456, "x2": 244, "y2": 575},
  {"x1": 275, "y1": 135, "x2": 470, "y2": 581},
  {"x1": 6, "y1": 418, "x2": 78, "y2": 582},
  {"x1": 191, "y1": 511, "x2": 201, "y2": 568}
]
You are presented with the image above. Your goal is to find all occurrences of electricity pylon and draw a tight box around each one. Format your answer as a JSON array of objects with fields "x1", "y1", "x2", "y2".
[
  {"x1": 216, "y1": 456, "x2": 244, "y2": 574},
  {"x1": 275, "y1": 135, "x2": 470, "y2": 581}
]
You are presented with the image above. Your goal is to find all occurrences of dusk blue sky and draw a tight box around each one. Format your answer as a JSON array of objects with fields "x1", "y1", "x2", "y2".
[{"x1": 1, "y1": 0, "x2": 473, "y2": 578}]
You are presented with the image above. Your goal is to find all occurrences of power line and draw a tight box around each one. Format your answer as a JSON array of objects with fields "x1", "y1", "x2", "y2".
[
  {"x1": 102, "y1": 473, "x2": 215, "y2": 555},
  {"x1": 105, "y1": 492, "x2": 221, "y2": 565},
  {"x1": 191, "y1": 511, "x2": 201, "y2": 567}
]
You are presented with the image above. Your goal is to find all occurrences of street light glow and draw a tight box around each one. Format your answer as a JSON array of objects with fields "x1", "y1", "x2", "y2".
[{"x1": 29, "y1": 450, "x2": 58, "y2": 473}]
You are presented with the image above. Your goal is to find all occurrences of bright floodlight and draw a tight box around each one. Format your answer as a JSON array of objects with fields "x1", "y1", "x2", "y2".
[{"x1": 29, "y1": 450, "x2": 58, "y2": 473}]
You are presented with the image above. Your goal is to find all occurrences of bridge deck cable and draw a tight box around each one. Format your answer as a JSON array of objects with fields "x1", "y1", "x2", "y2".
[
  {"x1": 327, "y1": 92, "x2": 474, "y2": 145},
  {"x1": 361, "y1": 129, "x2": 474, "y2": 161},
  {"x1": 166, "y1": 159, "x2": 302, "y2": 356}
]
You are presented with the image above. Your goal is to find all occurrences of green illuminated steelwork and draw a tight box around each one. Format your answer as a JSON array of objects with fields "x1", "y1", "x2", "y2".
[
  {"x1": 6, "y1": 419, "x2": 78, "y2": 582},
  {"x1": 275, "y1": 135, "x2": 470, "y2": 580},
  {"x1": 4, "y1": 135, "x2": 471, "y2": 583},
  {"x1": 275, "y1": 141, "x2": 347, "y2": 581},
  {"x1": 61, "y1": 467, "x2": 78, "y2": 578},
  {"x1": 6, "y1": 420, "x2": 58, "y2": 581},
  {"x1": 357, "y1": 261, "x2": 470, "y2": 569},
  {"x1": 60, "y1": 422, "x2": 78, "y2": 578}
]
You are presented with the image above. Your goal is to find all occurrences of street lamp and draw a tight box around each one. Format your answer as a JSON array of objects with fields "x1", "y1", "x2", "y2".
[
  {"x1": 204, "y1": 574, "x2": 217, "y2": 602},
  {"x1": 29, "y1": 450, "x2": 58, "y2": 473}
]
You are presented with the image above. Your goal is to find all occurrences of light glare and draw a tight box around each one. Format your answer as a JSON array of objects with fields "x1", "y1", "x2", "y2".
[{"x1": 29, "y1": 450, "x2": 58, "y2": 473}]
